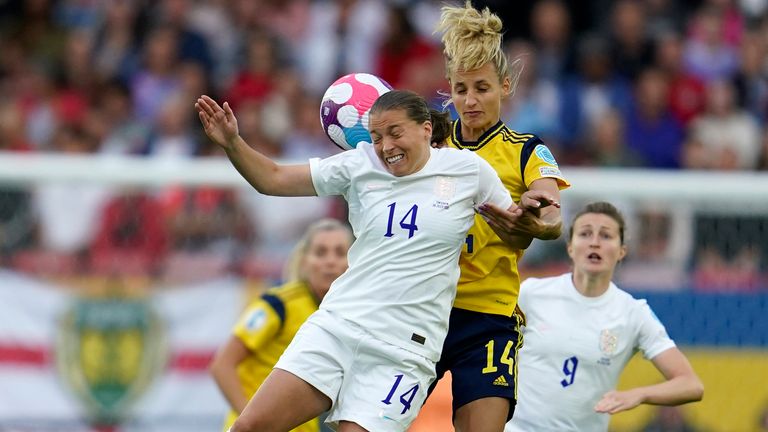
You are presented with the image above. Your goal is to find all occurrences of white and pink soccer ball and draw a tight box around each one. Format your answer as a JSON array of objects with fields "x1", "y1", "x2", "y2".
[{"x1": 320, "y1": 73, "x2": 393, "y2": 151}]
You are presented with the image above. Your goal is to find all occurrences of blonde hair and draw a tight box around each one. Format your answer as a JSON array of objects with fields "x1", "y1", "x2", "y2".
[
  {"x1": 282, "y1": 218, "x2": 353, "y2": 283},
  {"x1": 436, "y1": 1, "x2": 523, "y2": 94}
]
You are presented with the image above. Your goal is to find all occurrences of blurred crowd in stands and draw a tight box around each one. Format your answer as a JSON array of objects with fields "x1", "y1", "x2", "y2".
[{"x1": 0, "y1": 0, "x2": 767, "y2": 291}]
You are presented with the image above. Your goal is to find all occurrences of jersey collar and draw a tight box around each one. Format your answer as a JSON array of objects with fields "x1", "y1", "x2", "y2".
[{"x1": 451, "y1": 119, "x2": 506, "y2": 150}]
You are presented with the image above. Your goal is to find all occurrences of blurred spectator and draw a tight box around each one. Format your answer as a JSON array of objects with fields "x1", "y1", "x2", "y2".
[
  {"x1": 217, "y1": 0, "x2": 288, "y2": 89},
  {"x1": 262, "y1": 67, "x2": 304, "y2": 149},
  {"x1": 54, "y1": 0, "x2": 101, "y2": 30},
  {"x1": 150, "y1": 0, "x2": 213, "y2": 74},
  {"x1": 691, "y1": 0, "x2": 745, "y2": 47},
  {"x1": 502, "y1": 39, "x2": 561, "y2": 144},
  {"x1": 1, "y1": 0, "x2": 67, "y2": 74},
  {"x1": 624, "y1": 67, "x2": 685, "y2": 168},
  {"x1": 236, "y1": 100, "x2": 285, "y2": 159},
  {"x1": 617, "y1": 206, "x2": 693, "y2": 291},
  {"x1": 159, "y1": 138, "x2": 253, "y2": 261},
  {"x1": 91, "y1": 0, "x2": 142, "y2": 84},
  {"x1": 186, "y1": 0, "x2": 239, "y2": 85},
  {"x1": 682, "y1": 6, "x2": 739, "y2": 82},
  {"x1": 224, "y1": 31, "x2": 280, "y2": 110},
  {"x1": 282, "y1": 93, "x2": 339, "y2": 161},
  {"x1": 584, "y1": 109, "x2": 643, "y2": 167},
  {"x1": 559, "y1": 33, "x2": 632, "y2": 155},
  {"x1": 161, "y1": 184, "x2": 252, "y2": 256},
  {"x1": 641, "y1": 406, "x2": 699, "y2": 432},
  {"x1": 644, "y1": 0, "x2": 688, "y2": 36},
  {"x1": 144, "y1": 92, "x2": 199, "y2": 158},
  {"x1": 691, "y1": 213, "x2": 768, "y2": 292},
  {"x1": 17, "y1": 62, "x2": 59, "y2": 151},
  {"x1": 51, "y1": 30, "x2": 94, "y2": 126},
  {"x1": 0, "y1": 99, "x2": 34, "y2": 152},
  {"x1": 156, "y1": 142, "x2": 253, "y2": 282},
  {"x1": 608, "y1": 0, "x2": 654, "y2": 80},
  {"x1": 529, "y1": 0, "x2": 576, "y2": 83},
  {"x1": 732, "y1": 30, "x2": 768, "y2": 122},
  {"x1": 88, "y1": 80, "x2": 149, "y2": 155},
  {"x1": 374, "y1": 4, "x2": 438, "y2": 89},
  {"x1": 233, "y1": 0, "x2": 310, "y2": 54},
  {"x1": 692, "y1": 245, "x2": 762, "y2": 292},
  {"x1": 654, "y1": 31, "x2": 706, "y2": 126},
  {"x1": 408, "y1": 0, "x2": 444, "y2": 44},
  {"x1": 178, "y1": 61, "x2": 211, "y2": 101},
  {"x1": 130, "y1": 26, "x2": 183, "y2": 123},
  {"x1": 683, "y1": 79, "x2": 761, "y2": 170},
  {"x1": 0, "y1": 37, "x2": 27, "y2": 87},
  {"x1": 90, "y1": 191, "x2": 169, "y2": 277},
  {"x1": 297, "y1": 0, "x2": 386, "y2": 94}
]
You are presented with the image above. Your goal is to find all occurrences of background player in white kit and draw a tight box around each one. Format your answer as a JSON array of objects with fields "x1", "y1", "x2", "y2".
[
  {"x1": 196, "y1": 90, "x2": 517, "y2": 432},
  {"x1": 506, "y1": 202, "x2": 704, "y2": 432}
]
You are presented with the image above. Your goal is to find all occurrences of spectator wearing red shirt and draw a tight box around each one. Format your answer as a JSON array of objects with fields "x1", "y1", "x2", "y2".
[{"x1": 374, "y1": 5, "x2": 438, "y2": 90}]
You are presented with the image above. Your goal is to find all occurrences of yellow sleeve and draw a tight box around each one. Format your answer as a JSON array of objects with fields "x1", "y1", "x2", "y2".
[
  {"x1": 232, "y1": 299, "x2": 282, "y2": 352},
  {"x1": 521, "y1": 139, "x2": 570, "y2": 190}
]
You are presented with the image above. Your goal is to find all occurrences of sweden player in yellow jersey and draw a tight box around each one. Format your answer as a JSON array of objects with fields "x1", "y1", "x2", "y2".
[
  {"x1": 209, "y1": 219, "x2": 352, "y2": 432},
  {"x1": 433, "y1": 2, "x2": 570, "y2": 432}
]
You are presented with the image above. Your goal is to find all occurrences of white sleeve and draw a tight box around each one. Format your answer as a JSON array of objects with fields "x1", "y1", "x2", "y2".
[
  {"x1": 634, "y1": 300, "x2": 676, "y2": 360},
  {"x1": 308, "y1": 149, "x2": 363, "y2": 197},
  {"x1": 474, "y1": 156, "x2": 513, "y2": 209}
]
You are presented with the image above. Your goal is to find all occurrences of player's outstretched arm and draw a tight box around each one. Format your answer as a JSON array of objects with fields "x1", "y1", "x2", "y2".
[
  {"x1": 478, "y1": 178, "x2": 562, "y2": 248},
  {"x1": 594, "y1": 347, "x2": 704, "y2": 415},
  {"x1": 196, "y1": 95, "x2": 316, "y2": 197},
  {"x1": 478, "y1": 202, "x2": 533, "y2": 249},
  {"x1": 210, "y1": 336, "x2": 252, "y2": 414}
]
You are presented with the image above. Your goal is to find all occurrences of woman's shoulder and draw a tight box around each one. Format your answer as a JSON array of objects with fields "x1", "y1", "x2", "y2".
[
  {"x1": 609, "y1": 284, "x2": 654, "y2": 313},
  {"x1": 520, "y1": 274, "x2": 569, "y2": 294},
  {"x1": 431, "y1": 145, "x2": 484, "y2": 166}
]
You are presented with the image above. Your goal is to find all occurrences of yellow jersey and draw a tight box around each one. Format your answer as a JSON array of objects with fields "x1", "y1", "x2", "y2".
[
  {"x1": 447, "y1": 119, "x2": 570, "y2": 316},
  {"x1": 222, "y1": 281, "x2": 321, "y2": 432}
]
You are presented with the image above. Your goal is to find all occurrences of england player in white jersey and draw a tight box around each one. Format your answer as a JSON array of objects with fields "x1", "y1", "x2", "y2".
[
  {"x1": 506, "y1": 202, "x2": 703, "y2": 432},
  {"x1": 196, "y1": 90, "x2": 517, "y2": 432}
]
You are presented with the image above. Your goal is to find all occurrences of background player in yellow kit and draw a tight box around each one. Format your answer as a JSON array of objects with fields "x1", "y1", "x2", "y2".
[
  {"x1": 432, "y1": 2, "x2": 570, "y2": 431},
  {"x1": 209, "y1": 219, "x2": 352, "y2": 432}
]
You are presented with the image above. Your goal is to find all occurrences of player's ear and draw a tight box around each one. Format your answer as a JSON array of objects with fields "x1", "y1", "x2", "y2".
[
  {"x1": 618, "y1": 245, "x2": 628, "y2": 262},
  {"x1": 502, "y1": 76, "x2": 512, "y2": 96}
]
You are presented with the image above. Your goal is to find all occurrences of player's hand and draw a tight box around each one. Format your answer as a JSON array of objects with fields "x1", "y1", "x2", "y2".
[
  {"x1": 478, "y1": 202, "x2": 544, "y2": 237},
  {"x1": 519, "y1": 190, "x2": 560, "y2": 213},
  {"x1": 477, "y1": 202, "x2": 522, "y2": 230},
  {"x1": 594, "y1": 390, "x2": 644, "y2": 414},
  {"x1": 196, "y1": 95, "x2": 239, "y2": 150}
]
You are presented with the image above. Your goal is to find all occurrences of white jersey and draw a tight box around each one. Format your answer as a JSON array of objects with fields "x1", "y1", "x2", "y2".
[
  {"x1": 309, "y1": 143, "x2": 512, "y2": 361},
  {"x1": 507, "y1": 274, "x2": 676, "y2": 432}
]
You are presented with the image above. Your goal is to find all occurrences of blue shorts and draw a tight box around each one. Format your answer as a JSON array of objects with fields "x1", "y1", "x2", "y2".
[{"x1": 430, "y1": 307, "x2": 523, "y2": 420}]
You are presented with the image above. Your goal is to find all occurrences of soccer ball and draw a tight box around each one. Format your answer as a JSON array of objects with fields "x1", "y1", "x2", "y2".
[{"x1": 320, "y1": 73, "x2": 393, "y2": 151}]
